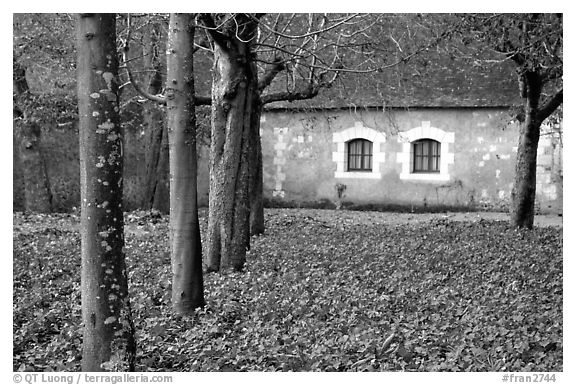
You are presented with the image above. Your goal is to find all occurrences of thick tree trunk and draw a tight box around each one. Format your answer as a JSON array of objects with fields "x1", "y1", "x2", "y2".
[
  {"x1": 13, "y1": 62, "x2": 53, "y2": 213},
  {"x1": 510, "y1": 72, "x2": 543, "y2": 229},
  {"x1": 205, "y1": 17, "x2": 257, "y2": 272},
  {"x1": 510, "y1": 119, "x2": 541, "y2": 229},
  {"x1": 142, "y1": 22, "x2": 168, "y2": 212},
  {"x1": 249, "y1": 97, "x2": 265, "y2": 236},
  {"x1": 76, "y1": 13, "x2": 135, "y2": 371},
  {"x1": 166, "y1": 13, "x2": 205, "y2": 314}
]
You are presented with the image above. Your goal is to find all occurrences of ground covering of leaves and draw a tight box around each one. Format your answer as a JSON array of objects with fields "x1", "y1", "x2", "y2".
[{"x1": 13, "y1": 209, "x2": 562, "y2": 372}]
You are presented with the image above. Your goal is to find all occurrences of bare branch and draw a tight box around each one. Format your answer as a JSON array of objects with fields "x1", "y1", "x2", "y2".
[
  {"x1": 261, "y1": 86, "x2": 319, "y2": 105},
  {"x1": 258, "y1": 13, "x2": 361, "y2": 40},
  {"x1": 537, "y1": 89, "x2": 563, "y2": 122},
  {"x1": 122, "y1": 14, "x2": 166, "y2": 104},
  {"x1": 258, "y1": 58, "x2": 285, "y2": 91},
  {"x1": 197, "y1": 13, "x2": 231, "y2": 49},
  {"x1": 193, "y1": 36, "x2": 211, "y2": 54}
]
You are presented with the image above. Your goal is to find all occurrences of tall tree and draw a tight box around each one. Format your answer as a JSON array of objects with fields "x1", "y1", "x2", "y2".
[
  {"x1": 123, "y1": 13, "x2": 205, "y2": 313},
  {"x1": 248, "y1": 13, "x2": 416, "y2": 235},
  {"x1": 247, "y1": 14, "x2": 364, "y2": 236},
  {"x1": 199, "y1": 13, "x2": 259, "y2": 272},
  {"x1": 141, "y1": 19, "x2": 169, "y2": 212},
  {"x1": 196, "y1": 14, "x2": 439, "y2": 266},
  {"x1": 13, "y1": 58, "x2": 53, "y2": 213},
  {"x1": 166, "y1": 13, "x2": 205, "y2": 313},
  {"x1": 456, "y1": 14, "x2": 563, "y2": 228},
  {"x1": 76, "y1": 13, "x2": 135, "y2": 371}
]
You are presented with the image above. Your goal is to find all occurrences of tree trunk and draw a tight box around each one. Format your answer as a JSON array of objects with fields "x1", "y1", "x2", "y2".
[
  {"x1": 153, "y1": 123, "x2": 170, "y2": 212},
  {"x1": 76, "y1": 13, "x2": 135, "y2": 371},
  {"x1": 205, "y1": 17, "x2": 257, "y2": 272},
  {"x1": 142, "y1": 22, "x2": 168, "y2": 212},
  {"x1": 16, "y1": 120, "x2": 53, "y2": 213},
  {"x1": 166, "y1": 13, "x2": 205, "y2": 314},
  {"x1": 13, "y1": 61, "x2": 53, "y2": 213},
  {"x1": 510, "y1": 71, "x2": 543, "y2": 229},
  {"x1": 142, "y1": 107, "x2": 167, "y2": 211},
  {"x1": 249, "y1": 96, "x2": 265, "y2": 236}
]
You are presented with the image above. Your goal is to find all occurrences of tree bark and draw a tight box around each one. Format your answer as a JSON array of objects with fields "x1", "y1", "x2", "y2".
[
  {"x1": 510, "y1": 71, "x2": 542, "y2": 229},
  {"x1": 249, "y1": 96, "x2": 265, "y2": 236},
  {"x1": 510, "y1": 71, "x2": 563, "y2": 229},
  {"x1": 142, "y1": 22, "x2": 168, "y2": 212},
  {"x1": 76, "y1": 13, "x2": 135, "y2": 371},
  {"x1": 13, "y1": 61, "x2": 53, "y2": 213},
  {"x1": 166, "y1": 13, "x2": 205, "y2": 313},
  {"x1": 205, "y1": 14, "x2": 257, "y2": 272},
  {"x1": 153, "y1": 122, "x2": 170, "y2": 212}
]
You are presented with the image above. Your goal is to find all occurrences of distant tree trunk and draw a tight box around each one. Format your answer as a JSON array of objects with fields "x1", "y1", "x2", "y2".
[
  {"x1": 142, "y1": 113, "x2": 166, "y2": 209},
  {"x1": 142, "y1": 22, "x2": 168, "y2": 212},
  {"x1": 203, "y1": 14, "x2": 257, "y2": 272},
  {"x1": 249, "y1": 95, "x2": 265, "y2": 236},
  {"x1": 76, "y1": 13, "x2": 135, "y2": 371},
  {"x1": 166, "y1": 13, "x2": 205, "y2": 313},
  {"x1": 510, "y1": 71, "x2": 562, "y2": 229},
  {"x1": 13, "y1": 60, "x2": 53, "y2": 213},
  {"x1": 153, "y1": 123, "x2": 170, "y2": 212}
]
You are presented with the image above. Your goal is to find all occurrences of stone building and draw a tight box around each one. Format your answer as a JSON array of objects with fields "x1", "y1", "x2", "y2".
[
  {"x1": 257, "y1": 54, "x2": 563, "y2": 213},
  {"x1": 13, "y1": 44, "x2": 562, "y2": 214}
]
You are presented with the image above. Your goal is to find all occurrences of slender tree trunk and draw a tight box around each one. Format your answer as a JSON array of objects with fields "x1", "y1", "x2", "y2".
[
  {"x1": 153, "y1": 123, "x2": 170, "y2": 212},
  {"x1": 13, "y1": 61, "x2": 53, "y2": 213},
  {"x1": 142, "y1": 109, "x2": 166, "y2": 211},
  {"x1": 166, "y1": 13, "x2": 205, "y2": 313},
  {"x1": 249, "y1": 96, "x2": 265, "y2": 236},
  {"x1": 142, "y1": 22, "x2": 168, "y2": 212},
  {"x1": 76, "y1": 13, "x2": 135, "y2": 371},
  {"x1": 205, "y1": 16, "x2": 257, "y2": 272},
  {"x1": 510, "y1": 71, "x2": 543, "y2": 229}
]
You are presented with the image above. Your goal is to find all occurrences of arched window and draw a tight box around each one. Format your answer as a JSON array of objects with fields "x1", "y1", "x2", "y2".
[
  {"x1": 412, "y1": 139, "x2": 441, "y2": 173},
  {"x1": 397, "y1": 123, "x2": 454, "y2": 181},
  {"x1": 347, "y1": 139, "x2": 373, "y2": 171}
]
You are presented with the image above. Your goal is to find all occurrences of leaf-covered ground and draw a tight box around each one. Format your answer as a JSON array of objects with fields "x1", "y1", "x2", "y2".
[{"x1": 13, "y1": 209, "x2": 562, "y2": 372}]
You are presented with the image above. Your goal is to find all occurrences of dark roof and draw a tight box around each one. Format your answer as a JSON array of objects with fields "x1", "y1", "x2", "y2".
[
  {"x1": 191, "y1": 16, "x2": 523, "y2": 111},
  {"x1": 263, "y1": 49, "x2": 522, "y2": 110}
]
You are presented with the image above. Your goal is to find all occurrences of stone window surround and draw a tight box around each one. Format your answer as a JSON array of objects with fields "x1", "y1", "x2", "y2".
[
  {"x1": 396, "y1": 122, "x2": 455, "y2": 181},
  {"x1": 332, "y1": 121, "x2": 386, "y2": 179}
]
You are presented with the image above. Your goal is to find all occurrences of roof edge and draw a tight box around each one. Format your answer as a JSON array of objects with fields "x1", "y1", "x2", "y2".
[{"x1": 262, "y1": 104, "x2": 517, "y2": 113}]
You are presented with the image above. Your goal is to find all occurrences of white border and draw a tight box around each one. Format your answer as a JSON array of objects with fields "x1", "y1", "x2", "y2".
[
  {"x1": 396, "y1": 122, "x2": 455, "y2": 182},
  {"x1": 332, "y1": 121, "x2": 386, "y2": 179}
]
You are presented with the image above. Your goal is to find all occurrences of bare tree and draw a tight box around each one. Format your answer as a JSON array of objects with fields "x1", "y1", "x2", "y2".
[
  {"x1": 140, "y1": 17, "x2": 169, "y2": 211},
  {"x1": 196, "y1": 13, "x2": 446, "y2": 271},
  {"x1": 249, "y1": 14, "x2": 373, "y2": 235},
  {"x1": 165, "y1": 13, "x2": 205, "y2": 313},
  {"x1": 198, "y1": 13, "x2": 259, "y2": 272},
  {"x1": 13, "y1": 58, "x2": 53, "y2": 213},
  {"x1": 76, "y1": 13, "x2": 135, "y2": 371},
  {"x1": 453, "y1": 13, "x2": 563, "y2": 228},
  {"x1": 122, "y1": 13, "x2": 206, "y2": 314},
  {"x1": 250, "y1": 14, "x2": 443, "y2": 234}
]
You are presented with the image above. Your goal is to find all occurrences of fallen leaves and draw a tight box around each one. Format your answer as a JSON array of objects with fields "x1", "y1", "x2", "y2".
[{"x1": 13, "y1": 209, "x2": 562, "y2": 371}]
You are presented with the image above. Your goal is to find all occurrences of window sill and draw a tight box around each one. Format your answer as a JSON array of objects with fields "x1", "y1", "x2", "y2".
[
  {"x1": 335, "y1": 171, "x2": 382, "y2": 179},
  {"x1": 399, "y1": 172, "x2": 450, "y2": 182}
]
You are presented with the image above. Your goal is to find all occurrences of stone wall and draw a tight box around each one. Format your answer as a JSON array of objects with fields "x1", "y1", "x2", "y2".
[
  {"x1": 260, "y1": 107, "x2": 563, "y2": 214},
  {"x1": 13, "y1": 122, "x2": 211, "y2": 213},
  {"x1": 13, "y1": 106, "x2": 562, "y2": 214}
]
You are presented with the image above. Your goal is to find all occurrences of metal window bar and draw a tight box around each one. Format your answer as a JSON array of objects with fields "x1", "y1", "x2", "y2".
[
  {"x1": 412, "y1": 139, "x2": 440, "y2": 173},
  {"x1": 347, "y1": 139, "x2": 373, "y2": 171}
]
